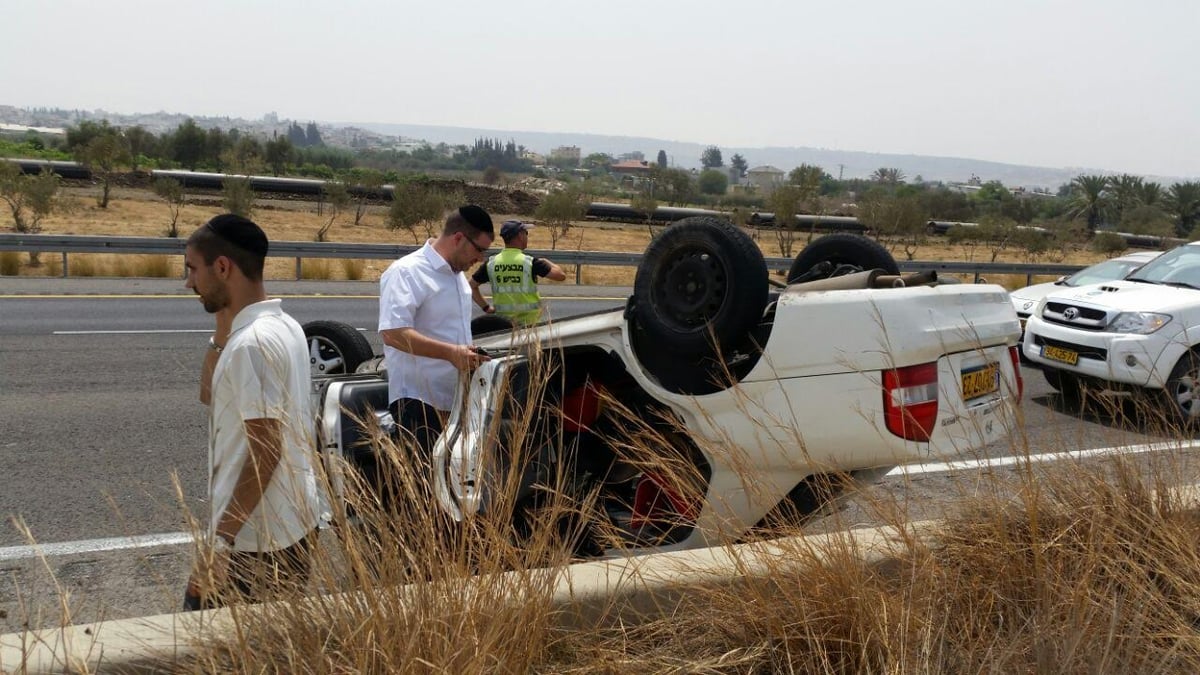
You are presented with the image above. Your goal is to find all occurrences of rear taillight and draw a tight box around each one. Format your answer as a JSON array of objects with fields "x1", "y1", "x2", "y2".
[
  {"x1": 1008, "y1": 346, "x2": 1024, "y2": 402},
  {"x1": 883, "y1": 362, "x2": 939, "y2": 442}
]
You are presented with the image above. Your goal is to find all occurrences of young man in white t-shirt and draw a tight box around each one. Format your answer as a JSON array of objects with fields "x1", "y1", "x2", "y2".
[{"x1": 183, "y1": 213, "x2": 321, "y2": 610}]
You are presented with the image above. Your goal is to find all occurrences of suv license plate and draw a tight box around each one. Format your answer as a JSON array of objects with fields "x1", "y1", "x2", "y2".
[
  {"x1": 961, "y1": 363, "x2": 1000, "y2": 400},
  {"x1": 1041, "y1": 344, "x2": 1079, "y2": 365}
]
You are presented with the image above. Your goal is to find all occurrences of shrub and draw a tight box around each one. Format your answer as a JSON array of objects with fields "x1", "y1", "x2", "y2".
[
  {"x1": 300, "y1": 259, "x2": 332, "y2": 280},
  {"x1": 138, "y1": 255, "x2": 173, "y2": 278},
  {"x1": 221, "y1": 176, "x2": 255, "y2": 217},
  {"x1": 0, "y1": 250, "x2": 19, "y2": 275},
  {"x1": 70, "y1": 255, "x2": 98, "y2": 277},
  {"x1": 1090, "y1": 231, "x2": 1129, "y2": 256},
  {"x1": 340, "y1": 258, "x2": 365, "y2": 280}
]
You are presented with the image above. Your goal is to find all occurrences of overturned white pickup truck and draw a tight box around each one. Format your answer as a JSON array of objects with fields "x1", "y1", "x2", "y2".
[{"x1": 308, "y1": 217, "x2": 1022, "y2": 554}]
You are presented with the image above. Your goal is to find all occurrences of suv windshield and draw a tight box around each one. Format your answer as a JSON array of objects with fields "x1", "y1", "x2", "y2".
[
  {"x1": 1126, "y1": 245, "x2": 1200, "y2": 288},
  {"x1": 1064, "y1": 258, "x2": 1150, "y2": 286}
]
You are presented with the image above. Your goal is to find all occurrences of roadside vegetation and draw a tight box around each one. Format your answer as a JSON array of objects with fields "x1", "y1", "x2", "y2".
[
  {"x1": 8, "y1": 352, "x2": 1200, "y2": 672},
  {"x1": 4, "y1": 121, "x2": 1199, "y2": 290}
]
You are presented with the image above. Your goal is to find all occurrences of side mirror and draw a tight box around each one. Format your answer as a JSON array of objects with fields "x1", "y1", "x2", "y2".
[{"x1": 1053, "y1": 276, "x2": 1067, "y2": 285}]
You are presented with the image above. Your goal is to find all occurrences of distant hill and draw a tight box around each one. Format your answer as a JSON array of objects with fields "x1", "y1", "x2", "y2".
[
  {"x1": 348, "y1": 121, "x2": 1120, "y2": 190},
  {"x1": 3, "y1": 104, "x2": 1182, "y2": 189}
]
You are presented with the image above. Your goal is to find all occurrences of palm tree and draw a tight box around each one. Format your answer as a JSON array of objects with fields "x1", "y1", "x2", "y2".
[
  {"x1": 870, "y1": 167, "x2": 905, "y2": 185},
  {"x1": 1107, "y1": 174, "x2": 1143, "y2": 223},
  {"x1": 1166, "y1": 181, "x2": 1200, "y2": 237},
  {"x1": 1068, "y1": 174, "x2": 1110, "y2": 233},
  {"x1": 1137, "y1": 181, "x2": 1164, "y2": 207}
]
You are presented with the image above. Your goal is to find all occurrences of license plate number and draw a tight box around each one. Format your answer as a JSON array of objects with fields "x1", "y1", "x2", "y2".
[
  {"x1": 961, "y1": 363, "x2": 1000, "y2": 400},
  {"x1": 1041, "y1": 344, "x2": 1079, "y2": 365}
]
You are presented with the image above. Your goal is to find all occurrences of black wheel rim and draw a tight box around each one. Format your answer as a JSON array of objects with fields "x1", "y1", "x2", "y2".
[{"x1": 653, "y1": 246, "x2": 726, "y2": 329}]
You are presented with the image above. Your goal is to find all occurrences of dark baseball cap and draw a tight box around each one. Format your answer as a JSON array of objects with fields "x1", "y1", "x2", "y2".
[{"x1": 500, "y1": 219, "x2": 533, "y2": 240}]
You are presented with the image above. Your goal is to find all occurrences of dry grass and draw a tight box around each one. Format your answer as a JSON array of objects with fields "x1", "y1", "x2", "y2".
[
  {"x1": 158, "y1": 363, "x2": 1200, "y2": 672},
  {"x1": 9, "y1": 341, "x2": 1200, "y2": 672},
  {"x1": 2, "y1": 186, "x2": 1123, "y2": 289},
  {"x1": 0, "y1": 250, "x2": 19, "y2": 275}
]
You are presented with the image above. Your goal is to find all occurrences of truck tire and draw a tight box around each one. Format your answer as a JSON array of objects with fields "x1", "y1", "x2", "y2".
[
  {"x1": 631, "y1": 216, "x2": 768, "y2": 358},
  {"x1": 1042, "y1": 367, "x2": 1083, "y2": 404},
  {"x1": 787, "y1": 233, "x2": 899, "y2": 283},
  {"x1": 302, "y1": 320, "x2": 374, "y2": 377},
  {"x1": 1164, "y1": 350, "x2": 1200, "y2": 427}
]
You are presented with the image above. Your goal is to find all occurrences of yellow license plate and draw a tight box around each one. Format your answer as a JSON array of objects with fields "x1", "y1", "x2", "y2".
[
  {"x1": 961, "y1": 363, "x2": 1000, "y2": 399},
  {"x1": 1041, "y1": 344, "x2": 1079, "y2": 365}
]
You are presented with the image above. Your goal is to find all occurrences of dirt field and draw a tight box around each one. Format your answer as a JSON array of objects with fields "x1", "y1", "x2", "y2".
[{"x1": 3, "y1": 185, "x2": 1112, "y2": 290}]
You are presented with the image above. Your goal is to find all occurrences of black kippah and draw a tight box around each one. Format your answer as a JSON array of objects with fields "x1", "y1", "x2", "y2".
[
  {"x1": 458, "y1": 205, "x2": 494, "y2": 237},
  {"x1": 205, "y1": 214, "x2": 269, "y2": 257}
]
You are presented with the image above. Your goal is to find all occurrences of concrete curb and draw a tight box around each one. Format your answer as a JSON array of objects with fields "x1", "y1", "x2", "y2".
[{"x1": 0, "y1": 521, "x2": 929, "y2": 674}]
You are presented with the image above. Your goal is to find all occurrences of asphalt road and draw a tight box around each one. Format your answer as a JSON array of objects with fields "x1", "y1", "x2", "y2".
[{"x1": 0, "y1": 281, "x2": 1190, "y2": 631}]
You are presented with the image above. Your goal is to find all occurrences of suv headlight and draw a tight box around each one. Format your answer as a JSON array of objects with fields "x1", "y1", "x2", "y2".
[{"x1": 1108, "y1": 312, "x2": 1171, "y2": 334}]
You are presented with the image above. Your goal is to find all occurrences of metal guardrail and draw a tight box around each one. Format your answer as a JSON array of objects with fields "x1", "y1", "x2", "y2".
[{"x1": 0, "y1": 233, "x2": 1086, "y2": 283}]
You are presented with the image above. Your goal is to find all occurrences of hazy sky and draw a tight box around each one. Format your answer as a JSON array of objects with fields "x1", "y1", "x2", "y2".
[{"x1": 3, "y1": 0, "x2": 1197, "y2": 178}]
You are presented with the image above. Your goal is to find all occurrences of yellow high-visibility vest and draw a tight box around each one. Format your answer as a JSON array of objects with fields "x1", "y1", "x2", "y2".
[{"x1": 487, "y1": 248, "x2": 541, "y2": 325}]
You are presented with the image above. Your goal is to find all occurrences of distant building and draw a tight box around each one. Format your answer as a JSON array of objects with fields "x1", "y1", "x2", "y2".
[
  {"x1": 618, "y1": 151, "x2": 645, "y2": 162},
  {"x1": 550, "y1": 145, "x2": 581, "y2": 165},
  {"x1": 610, "y1": 159, "x2": 653, "y2": 188},
  {"x1": 522, "y1": 150, "x2": 546, "y2": 165},
  {"x1": 746, "y1": 165, "x2": 785, "y2": 193}
]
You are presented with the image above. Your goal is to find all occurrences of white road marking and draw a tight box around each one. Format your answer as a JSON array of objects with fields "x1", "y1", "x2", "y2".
[
  {"x1": 54, "y1": 328, "x2": 369, "y2": 335},
  {"x1": 886, "y1": 440, "x2": 1199, "y2": 477},
  {"x1": 0, "y1": 532, "x2": 193, "y2": 563},
  {"x1": 52, "y1": 329, "x2": 212, "y2": 335},
  {"x1": 3, "y1": 440, "x2": 1195, "y2": 562}
]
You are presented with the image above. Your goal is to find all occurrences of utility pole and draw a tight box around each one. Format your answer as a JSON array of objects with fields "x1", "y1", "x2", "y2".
[{"x1": 838, "y1": 164, "x2": 844, "y2": 181}]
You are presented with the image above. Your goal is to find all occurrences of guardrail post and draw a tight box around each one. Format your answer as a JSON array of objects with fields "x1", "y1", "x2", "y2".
[
  {"x1": 295, "y1": 257, "x2": 302, "y2": 280},
  {"x1": 575, "y1": 264, "x2": 582, "y2": 284},
  {"x1": 61, "y1": 252, "x2": 68, "y2": 278}
]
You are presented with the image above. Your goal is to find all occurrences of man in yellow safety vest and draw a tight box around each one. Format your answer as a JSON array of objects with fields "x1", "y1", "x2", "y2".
[{"x1": 470, "y1": 219, "x2": 566, "y2": 325}]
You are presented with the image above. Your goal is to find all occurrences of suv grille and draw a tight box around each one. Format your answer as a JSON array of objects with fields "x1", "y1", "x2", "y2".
[{"x1": 1042, "y1": 301, "x2": 1109, "y2": 330}]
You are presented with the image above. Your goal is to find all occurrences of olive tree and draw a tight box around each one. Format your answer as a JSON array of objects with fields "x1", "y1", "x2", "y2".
[
  {"x1": 153, "y1": 177, "x2": 186, "y2": 237},
  {"x1": 630, "y1": 191, "x2": 659, "y2": 238},
  {"x1": 76, "y1": 131, "x2": 131, "y2": 208},
  {"x1": 316, "y1": 181, "x2": 351, "y2": 242},
  {"x1": 768, "y1": 185, "x2": 805, "y2": 258},
  {"x1": 535, "y1": 188, "x2": 586, "y2": 250},
  {"x1": 388, "y1": 183, "x2": 461, "y2": 242},
  {"x1": 221, "y1": 176, "x2": 255, "y2": 218},
  {"x1": 858, "y1": 190, "x2": 928, "y2": 260},
  {"x1": 1, "y1": 165, "x2": 59, "y2": 237}
]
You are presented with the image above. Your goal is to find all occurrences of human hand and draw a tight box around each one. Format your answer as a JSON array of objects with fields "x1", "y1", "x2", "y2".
[{"x1": 451, "y1": 344, "x2": 492, "y2": 371}]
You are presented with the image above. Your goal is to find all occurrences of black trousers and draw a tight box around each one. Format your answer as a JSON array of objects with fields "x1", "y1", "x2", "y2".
[{"x1": 183, "y1": 529, "x2": 317, "y2": 611}]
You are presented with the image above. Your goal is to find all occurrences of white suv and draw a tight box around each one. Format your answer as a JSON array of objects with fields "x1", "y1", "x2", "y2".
[{"x1": 1023, "y1": 241, "x2": 1200, "y2": 421}]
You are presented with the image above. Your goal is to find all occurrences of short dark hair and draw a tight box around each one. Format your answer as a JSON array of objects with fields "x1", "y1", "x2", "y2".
[
  {"x1": 187, "y1": 214, "x2": 268, "y2": 281},
  {"x1": 443, "y1": 204, "x2": 494, "y2": 239}
]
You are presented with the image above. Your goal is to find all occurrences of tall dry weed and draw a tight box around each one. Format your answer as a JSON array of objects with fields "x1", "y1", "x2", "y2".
[
  {"x1": 0, "y1": 250, "x2": 20, "y2": 275},
  {"x1": 340, "y1": 258, "x2": 365, "y2": 281},
  {"x1": 300, "y1": 259, "x2": 332, "y2": 280}
]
